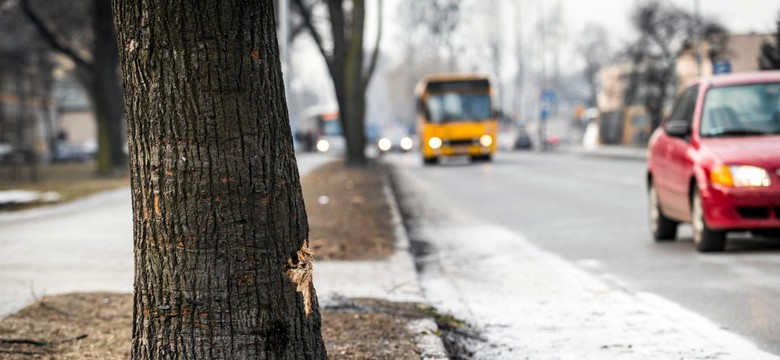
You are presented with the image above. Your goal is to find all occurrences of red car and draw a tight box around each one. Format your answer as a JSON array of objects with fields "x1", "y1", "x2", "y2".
[{"x1": 647, "y1": 71, "x2": 780, "y2": 252}]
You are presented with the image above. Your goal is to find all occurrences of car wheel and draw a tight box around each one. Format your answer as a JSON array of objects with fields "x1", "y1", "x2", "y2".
[
  {"x1": 648, "y1": 181, "x2": 678, "y2": 241},
  {"x1": 423, "y1": 156, "x2": 439, "y2": 166},
  {"x1": 691, "y1": 187, "x2": 726, "y2": 252}
]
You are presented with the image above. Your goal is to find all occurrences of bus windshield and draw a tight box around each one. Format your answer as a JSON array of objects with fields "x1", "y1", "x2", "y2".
[
  {"x1": 321, "y1": 119, "x2": 342, "y2": 136},
  {"x1": 426, "y1": 92, "x2": 491, "y2": 123}
]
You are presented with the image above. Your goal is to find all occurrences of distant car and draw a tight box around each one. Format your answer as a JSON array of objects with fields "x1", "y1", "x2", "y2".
[
  {"x1": 377, "y1": 128, "x2": 414, "y2": 154},
  {"x1": 0, "y1": 142, "x2": 12, "y2": 163},
  {"x1": 647, "y1": 71, "x2": 780, "y2": 252},
  {"x1": 52, "y1": 142, "x2": 92, "y2": 163},
  {"x1": 513, "y1": 127, "x2": 533, "y2": 150}
]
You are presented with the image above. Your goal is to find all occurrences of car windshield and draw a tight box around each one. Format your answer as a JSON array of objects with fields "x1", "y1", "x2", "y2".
[
  {"x1": 700, "y1": 82, "x2": 780, "y2": 137},
  {"x1": 426, "y1": 92, "x2": 491, "y2": 123}
]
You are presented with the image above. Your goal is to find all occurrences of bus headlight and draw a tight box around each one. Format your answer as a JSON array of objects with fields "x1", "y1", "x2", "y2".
[
  {"x1": 378, "y1": 138, "x2": 392, "y2": 152},
  {"x1": 479, "y1": 134, "x2": 493, "y2": 147},
  {"x1": 428, "y1": 137, "x2": 442, "y2": 150},
  {"x1": 316, "y1": 139, "x2": 330, "y2": 152},
  {"x1": 400, "y1": 137, "x2": 413, "y2": 151}
]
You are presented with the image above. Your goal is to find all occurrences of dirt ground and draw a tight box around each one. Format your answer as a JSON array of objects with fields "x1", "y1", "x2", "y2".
[
  {"x1": 301, "y1": 159, "x2": 396, "y2": 261},
  {"x1": 0, "y1": 159, "x2": 435, "y2": 359},
  {"x1": 0, "y1": 294, "x2": 427, "y2": 360}
]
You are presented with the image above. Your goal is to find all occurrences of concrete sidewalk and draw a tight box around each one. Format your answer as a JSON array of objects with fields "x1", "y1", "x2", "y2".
[{"x1": 0, "y1": 153, "x2": 336, "y2": 318}]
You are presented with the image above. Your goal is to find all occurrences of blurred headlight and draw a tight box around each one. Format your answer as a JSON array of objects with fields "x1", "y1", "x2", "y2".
[
  {"x1": 428, "y1": 137, "x2": 442, "y2": 150},
  {"x1": 316, "y1": 139, "x2": 330, "y2": 152},
  {"x1": 479, "y1": 134, "x2": 493, "y2": 147},
  {"x1": 710, "y1": 165, "x2": 771, "y2": 187},
  {"x1": 378, "y1": 138, "x2": 392, "y2": 151},
  {"x1": 400, "y1": 137, "x2": 413, "y2": 150}
]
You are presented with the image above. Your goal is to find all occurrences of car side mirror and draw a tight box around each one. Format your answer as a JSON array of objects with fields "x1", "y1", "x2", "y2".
[{"x1": 665, "y1": 120, "x2": 691, "y2": 137}]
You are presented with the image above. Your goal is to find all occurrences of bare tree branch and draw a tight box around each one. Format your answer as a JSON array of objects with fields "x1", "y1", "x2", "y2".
[
  {"x1": 291, "y1": 0, "x2": 333, "y2": 74},
  {"x1": 19, "y1": 0, "x2": 93, "y2": 72}
]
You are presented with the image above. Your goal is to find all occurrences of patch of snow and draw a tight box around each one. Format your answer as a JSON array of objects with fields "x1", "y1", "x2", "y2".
[
  {"x1": 414, "y1": 224, "x2": 779, "y2": 359},
  {"x1": 0, "y1": 190, "x2": 45, "y2": 205}
]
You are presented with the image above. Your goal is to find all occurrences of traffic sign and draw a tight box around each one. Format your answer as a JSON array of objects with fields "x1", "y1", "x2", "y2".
[{"x1": 713, "y1": 60, "x2": 731, "y2": 75}]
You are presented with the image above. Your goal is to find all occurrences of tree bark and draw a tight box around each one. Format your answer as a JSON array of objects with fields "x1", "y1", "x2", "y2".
[{"x1": 113, "y1": 1, "x2": 327, "y2": 359}]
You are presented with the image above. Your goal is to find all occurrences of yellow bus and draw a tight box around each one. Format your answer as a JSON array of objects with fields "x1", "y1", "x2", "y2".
[{"x1": 415, "y1": 74, "x2": 498, "y2": 164}]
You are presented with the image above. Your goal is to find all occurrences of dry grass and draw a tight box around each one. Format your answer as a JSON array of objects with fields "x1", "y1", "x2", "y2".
[
  {"x1": 0, "y1": 295, "x2": 424, "y2": 360},
  {"x1": 0, "y1": 293, "x2": 132, "y2": 359},
  {"x1": 0, "y1": 163, "x2": 129, "y2": 210}
]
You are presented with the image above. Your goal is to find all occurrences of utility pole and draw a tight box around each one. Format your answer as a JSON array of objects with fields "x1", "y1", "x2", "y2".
[
  {"x1": 694, "y1": 0, "x2": 702, "y2": 76},
  {"x1": 539, "y1": 0, "x2": 547, "y2": 151},
  {"x1": 515, "y1": 1, "x2": 522, "y2": 121}
]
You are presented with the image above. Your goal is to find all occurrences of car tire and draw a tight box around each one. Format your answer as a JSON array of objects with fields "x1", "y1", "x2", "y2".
[
  {"x1": 648, "y1": 181, "x2": 678, "y2": 241},
  {"x1": 692, "y1": 187, "x2": 726, "y2": 252},
  {"x1": 423, "y1": 156, "x2": 439, "y2": 166}
]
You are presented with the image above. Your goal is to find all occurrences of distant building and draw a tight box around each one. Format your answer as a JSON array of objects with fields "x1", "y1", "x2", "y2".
[
  {"x1": 595, "y1": 64, "x2": 651, "y2": 146},
  {"x1": 53, "y1": 79, "x2": 97, "y2": 154},
  {"x1": 677, "y1": 33, "x2": 776, "y2": 89},
  {"x1": 593, "y1": 32, "x2": 777, "y2": 147}
]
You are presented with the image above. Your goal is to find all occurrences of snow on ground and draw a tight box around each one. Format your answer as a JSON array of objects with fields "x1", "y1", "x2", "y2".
[
  {"x1": 0, "y1": 190, "x2": 60, "y2": 205},
  {"x1": 414, "y1": 223, "x2": 779, "y2": 359}
]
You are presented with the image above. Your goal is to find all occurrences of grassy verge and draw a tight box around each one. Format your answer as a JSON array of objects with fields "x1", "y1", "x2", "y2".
[{"x1": 0, "y1": 163, "x2": 129, "y2": 211}]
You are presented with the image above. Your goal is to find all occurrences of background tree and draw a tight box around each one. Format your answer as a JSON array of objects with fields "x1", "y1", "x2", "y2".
[
  {"x1": 20, "y1": 0, "x2": 126, "y2": 175},
  {"x1": 758, "y1": 19, "x2": 780, "y2": 70},
  {"x1": 402, "y1": 0, "x2": 462, "y2": 71},
  {"x1": 577, "y1": 23, "x2": 610, "y2": 107},
  {"x1": 623, "y1": 0, "x2": 727, "y2": 130},
  {"x1": 292, "y1": 0, "x2": 382, "y2": 165},
  {"x1": 0, "y1": 3, "x2": 53, "y2": 182},
  {"x1": 113, "y1": 1, "x2": 326, "y2": 358},
  {"x1": 380, "y1": 0, "x2": 462, "y2": 130}
]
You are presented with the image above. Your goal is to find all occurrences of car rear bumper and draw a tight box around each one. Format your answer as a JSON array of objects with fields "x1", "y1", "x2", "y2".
[{"x1": 703, "y1": 185, "x2": 780, "y2": 230}]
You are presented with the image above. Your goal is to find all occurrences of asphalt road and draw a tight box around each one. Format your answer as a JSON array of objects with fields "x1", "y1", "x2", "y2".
[{"x1": 386, "y1": 150, "x2": 780, "y2": 356}]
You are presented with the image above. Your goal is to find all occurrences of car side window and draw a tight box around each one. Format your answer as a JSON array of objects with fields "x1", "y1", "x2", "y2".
[{"x1": 666, "y1": 86, "x2": 699, "y2": 131}]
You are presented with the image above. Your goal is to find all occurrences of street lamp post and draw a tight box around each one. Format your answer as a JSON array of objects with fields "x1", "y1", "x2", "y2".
[{"x1": 694, "y1": 0, "x2": 702, "y2": 76}]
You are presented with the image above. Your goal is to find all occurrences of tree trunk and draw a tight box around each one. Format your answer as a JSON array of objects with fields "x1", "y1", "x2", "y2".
[
  {"x1": 93, "y1": 0, "x2": 127, "y2": 175},
  {"x1": 113, "y1": 1, "x2": 327, "y2": 359},
  {"x1": 342, "y1": 0, "x2": 367, "y2": 166}
]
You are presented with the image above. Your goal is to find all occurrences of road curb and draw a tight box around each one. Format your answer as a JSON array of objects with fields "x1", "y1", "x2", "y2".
[{"x1": 379, "y1": 162, "x2": 449, "y2": 360}]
